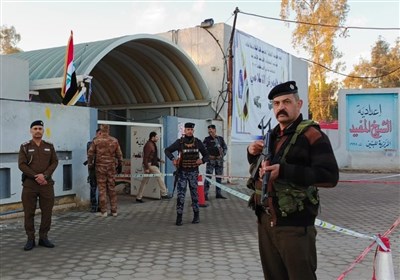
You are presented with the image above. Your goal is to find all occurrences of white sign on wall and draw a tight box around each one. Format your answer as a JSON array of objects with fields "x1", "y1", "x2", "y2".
[
  {"x1": 232, "y1": 30, "x2": 289, "y2": 142},
  {"x1": 346, "y1": 93, "x2": 398, "y2": 151}
]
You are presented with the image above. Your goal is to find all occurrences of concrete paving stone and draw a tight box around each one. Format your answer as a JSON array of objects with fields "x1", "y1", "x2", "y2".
[
  {"x1": 148, "y1": 269, "x2": 166, "y2": 275},
  {"x1": 48, "y1": 274, "x2": 68, "y2": 279},
  {"x1": 230, "y1": 267, "x2": 249, "y2": 274},
  {"x1": 99, "y1": 272, "x2": 119, "y2": 277},
  {"x1": 104, "y1": 267, "x2": 120, "y2": 272},
  {"x1": 135, "y1": 267, "x2": 153, "y2": 273},
  {"x1": 81, "y1": 276, "x2": 98, "y2": 280},
  {"x1": 1, "y1": 173, "x2": 399, "y2": 280},
  {"x1": 114, "y1": 276, "x2": 133, "y2": 280},
  {"x1": 68, "y1": 272, "x2": 86, "y2": 277}
]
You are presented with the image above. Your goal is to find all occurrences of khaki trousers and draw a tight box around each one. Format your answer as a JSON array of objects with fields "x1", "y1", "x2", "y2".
[{"x1": 137, "y1": 165, "x2": 168, "y2": 199}]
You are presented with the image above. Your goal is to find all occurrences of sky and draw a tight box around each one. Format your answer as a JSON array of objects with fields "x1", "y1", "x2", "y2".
[{"x1": 1, "y1": 0, "x2": 399, "y2": 80}]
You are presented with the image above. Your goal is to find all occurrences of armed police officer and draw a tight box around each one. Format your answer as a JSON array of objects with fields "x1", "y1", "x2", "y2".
[
  {"x1": 18, "y1": 120, "x2": 59, "y2": 251},
  {"x1": 164, "y1": 122, "x2": 209, "y2": 226},
  {"x1": 247, "y1": 81, "x2": 339, "y2": 280},
  {"x1": 203, "y1": 124, "x2": 228, "y2": 200}
]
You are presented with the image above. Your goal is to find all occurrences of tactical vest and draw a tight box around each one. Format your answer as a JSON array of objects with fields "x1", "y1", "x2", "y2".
[
  {"x1": 180, "y1": 138, "x2": 199, "y2": 168},
  {"x1": 249, "y1": 120, "x2": 320, "y2": 216}
]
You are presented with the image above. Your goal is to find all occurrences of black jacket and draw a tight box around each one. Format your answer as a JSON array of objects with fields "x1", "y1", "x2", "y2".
[{"x1": 248, "y1": 114, "x2": 339, "y2": 226}]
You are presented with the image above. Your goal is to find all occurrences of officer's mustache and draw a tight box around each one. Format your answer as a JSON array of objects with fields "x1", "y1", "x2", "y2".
[{"x1": 276, "y1": 110, "x2": 288, "y2": 117}]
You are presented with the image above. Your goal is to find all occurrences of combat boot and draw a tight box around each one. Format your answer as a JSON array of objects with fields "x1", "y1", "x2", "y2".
[
  {"x1": 192, "y1": 211, "x2": 200, "y2": 224},
  {"x1": 176, "y1": 214, "x2": 183, "y2": 226}
]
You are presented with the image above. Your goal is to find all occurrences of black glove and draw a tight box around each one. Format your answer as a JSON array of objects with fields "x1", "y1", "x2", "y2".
[{"x1": 116, "y1": 164, "x2": 122, "y2": 174}]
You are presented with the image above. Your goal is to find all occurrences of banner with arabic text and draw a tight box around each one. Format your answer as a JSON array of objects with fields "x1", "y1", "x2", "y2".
[
  {"x1": 346, "y1": 93, "x2": 398, "y2": 151},
  {"x1": 232, "y1": 30, "x2": 289, "y2": 142}
]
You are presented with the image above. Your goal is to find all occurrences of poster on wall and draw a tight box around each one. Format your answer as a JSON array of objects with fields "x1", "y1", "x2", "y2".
[
  {"x1": 232, "y1": 30, "x2": 289, "y2": 142},
  {"x1": 130, "y1": 125, "x2": 163, "y2": 199},
  {"x1": 346, "y1": 93, "x2": 398, "y2": 151}
]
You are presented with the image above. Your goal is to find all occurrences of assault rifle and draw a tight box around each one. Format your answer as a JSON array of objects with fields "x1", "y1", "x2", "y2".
[{"x1": 250, "y1": 116, "x2": 272, "y2": 202}]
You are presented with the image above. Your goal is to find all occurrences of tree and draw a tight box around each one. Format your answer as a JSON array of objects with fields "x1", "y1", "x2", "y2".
[
  {"x1": 343, "y1": 37, "x2": 400, "y2": 88},
  {"x1": 0, "y1": 25, "x2": 22, "y2": 54},
  {"x1": 280, "y1": 0, "x2": 349, "y2": 121}
]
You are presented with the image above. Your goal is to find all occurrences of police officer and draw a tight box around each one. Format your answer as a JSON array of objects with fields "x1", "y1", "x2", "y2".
[
  {"x1": 18, "y1": 120, "x2": 59, "y2": 251},
  {"x1": 203, "y1": 124, "x2": 228, "y2": 200},
  {"x1": 87, "y1": 124, "x2": 123, "y2": 217},
  {"x1": 247, "y1": 81, "x2": 339, "y2": 279},
  {"x1": 164, "y1": 122, "x2": 209, "y2": 226}
]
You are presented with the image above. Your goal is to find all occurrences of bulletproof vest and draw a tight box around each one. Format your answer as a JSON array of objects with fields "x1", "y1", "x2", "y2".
[
  {"x1": 180, "y1": 138, "x2": 199, "y2": 168},
  {"x1": 248, "y1": 120, "x2": 320, "y2": 215}
]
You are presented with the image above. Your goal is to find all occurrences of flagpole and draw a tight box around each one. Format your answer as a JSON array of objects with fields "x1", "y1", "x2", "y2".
[{"x1": 60, "y1": 31, "x2": 73, "y2": 99}]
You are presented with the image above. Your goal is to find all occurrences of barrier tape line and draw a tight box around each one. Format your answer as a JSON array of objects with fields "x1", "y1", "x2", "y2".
[
  {"x1": 118, "y1": 171, "x2": 398, "y2": 278},
  {"x1": 204, "y1": 176, "x2": 390, "y2": 249},
  {"x1": 337, "y1": 216, "x2": 400, "y2": 280},
  {"x1": 117, "y1": 172, "x2": 399, "y2": 185}
]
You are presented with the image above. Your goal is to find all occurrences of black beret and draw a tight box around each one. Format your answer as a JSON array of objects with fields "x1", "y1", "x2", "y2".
[
  {"x1": 30, "y1": 120, "x2": 44, "y2": 128},
  {"x1": 207, "y1": 124, "x2": 216, "y2": 129},
  {"x1": 184, "y1": 122, "x2": 195, "y2": 128},
  {"x1": 268, "y1": 81, "x2": 298, "y2": 100}
]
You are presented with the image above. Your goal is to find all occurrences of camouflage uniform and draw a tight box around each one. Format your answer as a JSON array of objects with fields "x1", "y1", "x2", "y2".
[
  {"x1": 18, "y1": 139, "x2": 58, "y2": 241},
  {"x1": 86, "y1": 140, "x2": 98, "y2": 212},
  {"x1": 165, "y1": 133, "x2": 209, "y2": 225},
  {"x1": 87, "y1": 133, "x2": 123, "y2": 215},
  {"x1": 203, "y1": 134, "x2": 227, "y2": 198}
]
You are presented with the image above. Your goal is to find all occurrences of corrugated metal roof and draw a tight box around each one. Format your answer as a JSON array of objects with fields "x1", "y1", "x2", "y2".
[{"x1": 9, "y1": 34, "x2": 210, "y2": 108}]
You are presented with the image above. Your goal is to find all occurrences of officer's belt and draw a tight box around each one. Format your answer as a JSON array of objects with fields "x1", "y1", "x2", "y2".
[{"x1": 209, "y1": 155, "x2": 222, "y2": 160}]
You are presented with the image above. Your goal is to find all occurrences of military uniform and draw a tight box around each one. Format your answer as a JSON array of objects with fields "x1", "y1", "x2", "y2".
[
  {"x1": 86, "y1": 140, "x2": 98, "y2": 212},
  {"x1": 165, "y1": 123, "x2": 209, "y2": 225},
  {"x1": 203, "y1": 126, "x2": 227, "y2": 199},
  {"x1": 18, "y1": 138, "x2": 58, "y2": 242},
  {"x1": 87, "y1": 133, "x2": 123, "y2": 216},
  {"x1": 247, "y1": 81, "x2": 339, "y2": 280}
]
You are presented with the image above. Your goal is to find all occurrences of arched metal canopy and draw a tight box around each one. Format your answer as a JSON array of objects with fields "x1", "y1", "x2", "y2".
[{"x1": 10, "y1": 34, "x2": 210, "y2": 108}]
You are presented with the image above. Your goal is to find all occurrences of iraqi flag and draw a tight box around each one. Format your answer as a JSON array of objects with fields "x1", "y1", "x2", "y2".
[{"x1": 61, "y1": 31, "x2": 79, "y2": 105}]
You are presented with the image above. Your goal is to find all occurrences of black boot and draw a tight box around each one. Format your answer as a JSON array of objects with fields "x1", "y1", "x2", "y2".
[
  {"x1": 192, "y1": 211, "x2": 200, "y2": 224},
  {"x1": 24, "y1": 239, "x2": 35, "y2": 251},
  {"x1": 176, "y1": 214, "x2": 183, "y2": 226}
]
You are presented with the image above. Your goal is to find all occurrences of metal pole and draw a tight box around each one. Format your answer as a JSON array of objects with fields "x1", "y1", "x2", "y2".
[{"x1": 226, "y1": 7, "x2": 239, "y2": 182}]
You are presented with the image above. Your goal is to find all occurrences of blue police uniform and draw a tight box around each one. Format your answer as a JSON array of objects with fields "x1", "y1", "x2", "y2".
[
  {"x1": 164, "y1": 123, "x2": 209, "y2": 226},
  {"x1": 203, "y1": 127, "x2": 227, "y2": 199}
]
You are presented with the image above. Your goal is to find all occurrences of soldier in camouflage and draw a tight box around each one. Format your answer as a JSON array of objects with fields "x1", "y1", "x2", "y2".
[
  {"x1": 86, "y1": 128, "x2": 101, "y2": 212},
  {"x1": 164, "y1": 122, "x2": 209, "y2": 226},
  {"x1": 18, "y1": 120, "x2": 58, "y2": 251},
  {"x1": 87, "y1": 124, "x2": 123, "y2": 217}
]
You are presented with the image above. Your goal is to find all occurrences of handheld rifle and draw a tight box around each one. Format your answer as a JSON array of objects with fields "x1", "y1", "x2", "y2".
[{"x1": 250, "y1": 116, "x2": 272, "y2": 202}]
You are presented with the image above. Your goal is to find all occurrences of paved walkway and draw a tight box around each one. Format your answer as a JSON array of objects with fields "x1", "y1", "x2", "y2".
[{"x1": 0, "y1": 172, "x2": 399, "y2": 280}]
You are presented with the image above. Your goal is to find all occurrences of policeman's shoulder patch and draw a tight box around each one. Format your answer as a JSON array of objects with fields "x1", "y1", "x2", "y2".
[{"x1": 22, "y1": 141, "x2": 30, "y2": 146}]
